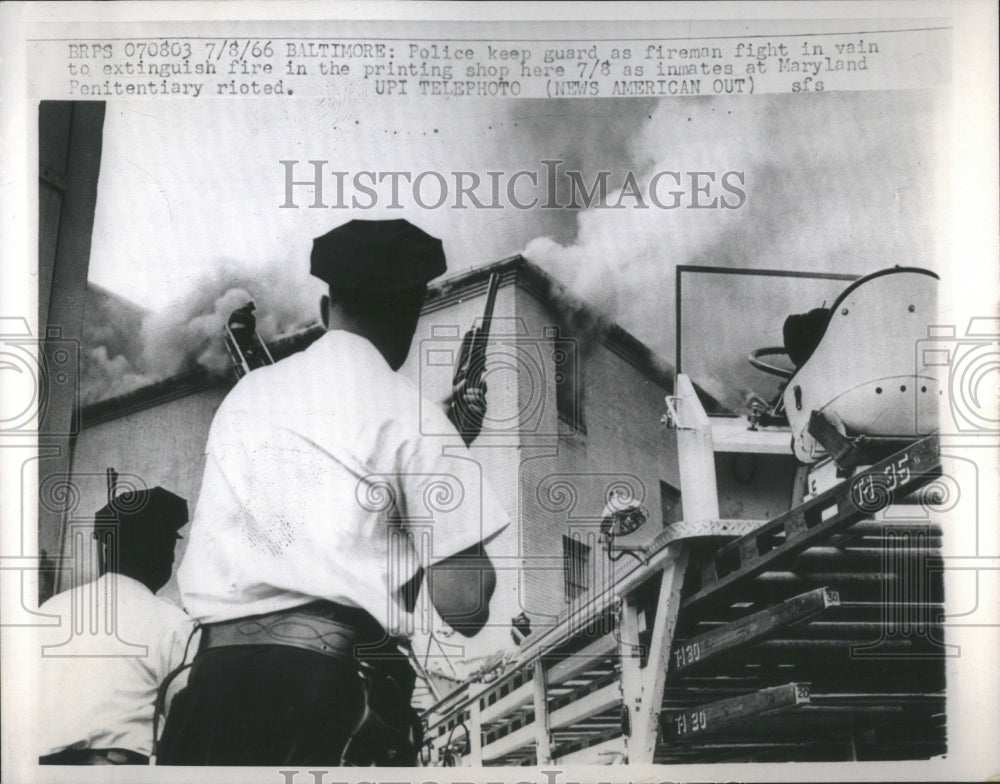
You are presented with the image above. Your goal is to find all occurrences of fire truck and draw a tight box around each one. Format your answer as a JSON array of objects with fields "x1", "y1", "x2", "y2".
[{"x1": 413, "y1": 265, "x2": 949, "y2": 765}]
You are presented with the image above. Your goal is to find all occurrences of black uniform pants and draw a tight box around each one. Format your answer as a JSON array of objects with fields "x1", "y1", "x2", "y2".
[
  {"x1": 40, "y1": 748, "x2": 149, "y2": 765},
  {"x1": 157, "y1": 645, "x2": 367, "y2": 766}
]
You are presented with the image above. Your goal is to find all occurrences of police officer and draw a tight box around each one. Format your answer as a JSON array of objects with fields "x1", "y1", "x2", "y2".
[
  {"x1": 158, "y1": 219, "x2": 509, "y2": 766},
  {"x1": 39, "y1": 487, "x2": 192, "y2": 765}
]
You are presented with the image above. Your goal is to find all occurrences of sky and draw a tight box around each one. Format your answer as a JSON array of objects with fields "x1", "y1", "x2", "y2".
[
  {"x1": 84, "y1": 89, "x2": 947, "y2": 407},
  {"x1": 88, "y1": 95, "x2": 648, "y2": 306}
]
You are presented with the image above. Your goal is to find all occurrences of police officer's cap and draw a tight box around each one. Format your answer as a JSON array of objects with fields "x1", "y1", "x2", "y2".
[
  {"x1": 95, "y1": 487, "x2": 189, "y2": 532},
  {"x1": 311, "y1": 219, "x2": 446, "y2": 292}
]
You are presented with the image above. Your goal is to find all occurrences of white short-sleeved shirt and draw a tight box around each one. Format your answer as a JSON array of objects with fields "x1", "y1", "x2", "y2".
[
  {"x1": 178, "y1": 329, "x2": 509, "y2": 636},
  {"x1": 38, "y1": 574, "x2": 195, "y2": 757}
]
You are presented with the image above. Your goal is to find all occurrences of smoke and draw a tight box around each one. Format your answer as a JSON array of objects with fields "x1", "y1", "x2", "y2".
[
  {"x1": 80, "y1": 261, "x2": 320, "y2": 405},
  {"x1": 82, "y1": 92, "x2": 942, "y2": 410},
  {"x1": 80, "y1": 284, "x2": 152, "y2": 404},
  {"x1": 524, "y1": 90, "x2": 943, "y2": 410}
]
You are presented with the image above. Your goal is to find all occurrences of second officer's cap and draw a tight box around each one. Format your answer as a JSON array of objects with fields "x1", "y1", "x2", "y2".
[
  {"x1": 94, "y1": 487, "x2": 189, "y2": 532},
  {"x1": 310, "y1": 219, "x2": 446, "y2": 292}
]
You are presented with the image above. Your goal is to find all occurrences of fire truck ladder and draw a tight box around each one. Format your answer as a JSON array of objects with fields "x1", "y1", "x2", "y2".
[
  {"x1": 421, "y1": 375, "x2": 945, "y2": 765},
  {"x1": 223, "y1": 301, "x2": 275, "y2": 379}
]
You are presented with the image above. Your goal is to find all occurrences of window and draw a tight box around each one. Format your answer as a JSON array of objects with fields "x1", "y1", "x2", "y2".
[
  {"x1": 563, "y1": 534, "x2": 591, "y2": 601},
  {"x1": 660, "y1": 480, "x2": 682, "y2": 527},
  {"x1": 551, "y1": 326, "x2": 584, "y2": 431}
]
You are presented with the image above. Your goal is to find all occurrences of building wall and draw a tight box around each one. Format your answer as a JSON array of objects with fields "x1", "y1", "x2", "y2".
[
  {"x1": 401, "y1": 280, "x2": 527, "y2": 662},
  {"x1": 511, "y1": 288, "x2": 679, "y2": 625},
  {"x1": 407, "y1": 276, "x2": 681, "y2": 627},
  {"x1": 65, "y1": 387, "x2": 225, "y2": 601},
  {"x1": 37, "y1": 101, "x2": 106, "y2": 600},
  {"x1": 402, "y1": 277, "x2": 524, "y2": 453},
  {"x1": 401, "y1": 277, "x2": 524, "y2": 536}
]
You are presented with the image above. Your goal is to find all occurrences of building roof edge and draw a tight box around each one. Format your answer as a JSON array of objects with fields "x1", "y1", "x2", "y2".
[{"x1": 78, "y1": 258, "x2": 674, "y2": 426}]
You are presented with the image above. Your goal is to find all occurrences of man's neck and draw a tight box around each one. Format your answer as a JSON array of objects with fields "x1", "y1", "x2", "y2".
[{"x1": 325, "y1": 316, "x2": 397, "y2": 369}]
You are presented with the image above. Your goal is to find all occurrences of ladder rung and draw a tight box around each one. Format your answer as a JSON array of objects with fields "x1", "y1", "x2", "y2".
[
  {"x1": 478, "y1": 633, "x2": 616, "y2": 725},
  {"x1": 671, "y1": 587, "x2": 839, "y2": 675},
  {"x1": 662, "y1": 682, "x2": 811, "y2": 742},
  {"x1": 482, "y1": 682, "x2": 620, "y2": 762},
  {"x1": 543, "y1": 633, "x2": 617, "y2": 685}
]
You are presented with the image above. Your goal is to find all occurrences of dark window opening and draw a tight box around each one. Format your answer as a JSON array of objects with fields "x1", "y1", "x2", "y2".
[
  {"x1": 551, "y1": 327, "x2": 584, "y2": 431},
  {"x1": 660, "y1": 480, "x2": 682, "y2": 527},
  {"x1": 563, "y1": 534, "x2": 591, "y2": 601}
]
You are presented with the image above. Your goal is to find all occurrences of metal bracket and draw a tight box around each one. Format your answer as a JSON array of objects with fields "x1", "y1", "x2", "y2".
[
  {"x1": 807, "y1": 410, "x2": 873, "y2": 473},
  {"x1": 662, "y1": 395, "x2": 692, "y2": 430}
]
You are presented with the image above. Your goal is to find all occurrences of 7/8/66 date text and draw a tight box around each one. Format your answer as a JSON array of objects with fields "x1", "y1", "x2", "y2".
[
  {"x1": 67, "y1": 40, "x2": 291, "y2": 96},
  {"x1": 69, "y1": 40, "x2": 279, "y2": 60},
  {"x1": 68, "y1": 39, "x2": 392, "y2": 62}
]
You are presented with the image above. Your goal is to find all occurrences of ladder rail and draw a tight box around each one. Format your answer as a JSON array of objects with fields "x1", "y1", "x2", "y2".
[
  {"x1": 683, "y1": 435, "x2": 940, "y2": 612},
  {"x1": 223, "y1": 321, "x2": 275, "y2": 379}
]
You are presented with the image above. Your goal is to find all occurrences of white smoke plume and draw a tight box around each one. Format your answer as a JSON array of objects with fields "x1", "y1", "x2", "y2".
[
  {"x1": 82, "y1": 92, "x2": 943, "y2": 410},
  {"x1": 524, "y1": 90, "x2": 944, "y2": 410},
  {"x1": 80, "y1": 261, "x2": 320, "y2": 405}
]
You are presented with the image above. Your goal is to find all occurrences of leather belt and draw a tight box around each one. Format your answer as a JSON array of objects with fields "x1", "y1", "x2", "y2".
[
  {"x1": 196, "y1": 601, "x2": 420, "y2": 766},
  {"x1": 200, "y1": 602, "x2": 383, "y2": 663}
]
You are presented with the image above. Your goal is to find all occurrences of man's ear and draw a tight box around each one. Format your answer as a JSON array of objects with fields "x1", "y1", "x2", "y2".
[{"x1": 320, "y1": 294, "x2": 330, "y2": 328}]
